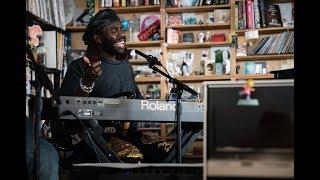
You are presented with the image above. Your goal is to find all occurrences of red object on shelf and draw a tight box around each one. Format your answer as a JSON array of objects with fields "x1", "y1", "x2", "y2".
[
  {"x1": 138, "y1": 20, "x2": 160, "y2": 41},
  {"x1": 211, "y1": 33, "x2": 226, "y2": 42}
]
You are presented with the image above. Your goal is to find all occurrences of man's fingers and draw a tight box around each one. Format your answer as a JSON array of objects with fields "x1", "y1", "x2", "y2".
[
  {"x1": 83, "y1": 56, "x2": 91, "y2": 66},
  {"x1": 96, "y1": 69, "x2": 102, "y2": 76},
  {"x1": 91, "y1": 61, "x2": 101, "y2": 68},
  {"x1": 92, "y1": 65, "x2": 101, "y2": 74}
]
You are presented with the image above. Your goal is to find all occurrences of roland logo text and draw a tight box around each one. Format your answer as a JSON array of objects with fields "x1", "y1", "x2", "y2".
[{"x1": 141, "y1": 100, "x2": 175, "y2": 111}]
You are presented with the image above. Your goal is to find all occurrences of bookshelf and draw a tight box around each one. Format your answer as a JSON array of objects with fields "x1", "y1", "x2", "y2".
[
  {"x1": 231, "y1": 0, "x2": 294, "y2": 78},
  {"x1": 66, "y1": 0, "x2": 295, "y2": 98},
  {"x1": 26, "y1": 0, "x2": 67, "y2": 118}
]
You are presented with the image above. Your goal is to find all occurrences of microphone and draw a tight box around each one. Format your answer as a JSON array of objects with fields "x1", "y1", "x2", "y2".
[{"x1": 131, "y1": 49, "x2": 162, "y2": 66}]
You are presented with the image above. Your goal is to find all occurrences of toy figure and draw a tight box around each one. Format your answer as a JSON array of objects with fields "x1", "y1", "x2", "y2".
[
  {"x1": 239, "y1": 79, "x2": 255, "y2": 100},
  {"x1": 198, "y1": 32, "x2": 205, "y2": 43},
  {"x1": 237, "y1": 79, "x2": 259, "y2": 106}
]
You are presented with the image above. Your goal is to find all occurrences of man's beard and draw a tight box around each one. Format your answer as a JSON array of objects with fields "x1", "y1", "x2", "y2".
[{"x1": 100, "y1": 37, "x2": 126, "y2": 56}]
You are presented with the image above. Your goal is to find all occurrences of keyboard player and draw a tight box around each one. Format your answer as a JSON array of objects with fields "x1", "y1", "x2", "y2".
[{"x1": 59, "y1": 8, "x2": 167, "y2": 164}]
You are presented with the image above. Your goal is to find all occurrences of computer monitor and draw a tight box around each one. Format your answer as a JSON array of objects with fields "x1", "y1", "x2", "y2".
[{"x1": 204, "y1": 79, "x2": 294, "y2": 158}]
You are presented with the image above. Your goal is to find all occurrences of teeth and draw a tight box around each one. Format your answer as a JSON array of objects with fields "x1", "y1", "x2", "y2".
[{"x1": 116, "y1": 41, "x2": 125, "y2": 45}]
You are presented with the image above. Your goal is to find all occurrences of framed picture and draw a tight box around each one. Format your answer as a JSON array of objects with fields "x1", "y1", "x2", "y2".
[
  {"x1": 211, "y1": 46, "x2": 231, "y2": 74},
  {"x1": 254, "y1": 62, "x2": 267, "y2": 74},
  {"x1": 244, "y1": 62, "x2": 255, "y2": 74}
]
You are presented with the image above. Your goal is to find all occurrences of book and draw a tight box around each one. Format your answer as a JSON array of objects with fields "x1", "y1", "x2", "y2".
[
  {"x1": 266, "y1": 4, "x2": 282, "y2": 27},
  {"x1": 254, "y1": 62, "x2": 266, "y2": 74},
  {"x1": 253, "y1": 0, "x2": 261, "y2": 29},
  {"x1": 235, "y1": 3, "x2": 239, "y2": 29},
  {"x1": 258, "y1": 0, "x2": 268, "y2": 28},
  {"x1": 244, "y1": 62, "x2": 255, "y2": 74},
  {"x1": 245, "y1": 0, "x2": 253, "y2": 29},
  {"x1": 276, "y1": 2, "x2": 294, "y2": 28},
  {"x1": 238, "y1": 1, "x2": 245, "y2": 29},
  {"x1": 236, "y1": 43, "x2": 247, "y2": 56}
]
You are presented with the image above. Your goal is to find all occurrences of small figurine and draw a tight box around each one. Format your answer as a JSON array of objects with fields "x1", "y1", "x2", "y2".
[
  {"x1": 230, "y1": 34, "x2": 238, "y2": 48},
  {"x1": 198, "y1": 32, "x2": 205, "y2": 43},
  {"x1": 237, "y1": 79, "x2": 259, "y2": 106},
  {"x1": 206, "y1": 31, "x2": 211, "y2": 42}
]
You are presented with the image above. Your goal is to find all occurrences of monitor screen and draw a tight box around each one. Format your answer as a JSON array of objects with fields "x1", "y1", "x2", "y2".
[{"x1": 206, "y1": 80, "x2": 294, "y2": 156}]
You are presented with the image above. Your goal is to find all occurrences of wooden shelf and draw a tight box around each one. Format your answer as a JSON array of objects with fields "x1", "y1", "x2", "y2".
[
  {"x1": 129, "y1": 59, "x2": 148, "y2": 64},
  {"x1": 66, "y1": 25, "x2": 87, "y2": 32},
  {"x1": 234, "y1": 74, "x2": 274, "y2": 80},
  {"x1": 236, "y1": 54, "x2": 294, "y2": 61},
  {"x1": 135, "y1": 76, "x2": 161, "y2": 84},
  {"x1": 167, "y1": 41, "x2": 229, "y2": 49},
  {"x1": 126, "y1": 41, "x2": 161, "y2": 47},
  {"x1": 165, "y1": 4, "x2": 230, "y2": 13},
  {"x1": 104, "y1": 5, "x2": 161, "y2": 13},
  {"x1": 166, "y1": 23, "x2": 230, "y2": 31},
  {"x1": 235, "y1": 27, "x2": 294, "y2": 35},
  {"x1": 175, "y1": 75, "x2": 231, "y2": 82}
]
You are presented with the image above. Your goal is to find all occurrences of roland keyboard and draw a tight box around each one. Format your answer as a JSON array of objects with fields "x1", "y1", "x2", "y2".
[{"x1": 58, "y1": 96, "x2": 204, "y2": 122}]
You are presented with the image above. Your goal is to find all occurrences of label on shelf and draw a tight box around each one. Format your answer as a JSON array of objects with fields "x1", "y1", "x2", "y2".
[{"x1": 245, "y1": 30, "x2": 259, "y2": 40}]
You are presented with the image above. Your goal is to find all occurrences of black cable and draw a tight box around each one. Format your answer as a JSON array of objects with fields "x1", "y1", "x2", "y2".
[
  {"x1": 161, "y1": 63, "x2": 169, "y2": 75},
  {"x1": 61, "y1": 111, "x2": 102, "y2": 163}
]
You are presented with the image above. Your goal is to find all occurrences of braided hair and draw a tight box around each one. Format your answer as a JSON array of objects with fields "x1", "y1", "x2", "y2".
[{"x1": 82, "y1": 8, "x2": 121, "y2": 46}]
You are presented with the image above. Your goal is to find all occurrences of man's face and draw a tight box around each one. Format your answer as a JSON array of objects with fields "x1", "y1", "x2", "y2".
[{"x1": 99, "y1": 21, "x2": 126, "y2": 55}]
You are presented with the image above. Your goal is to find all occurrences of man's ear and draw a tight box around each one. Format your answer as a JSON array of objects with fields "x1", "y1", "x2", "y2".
[{"x1": 93, "y1": 34, "x2": 101, "y2": 44}]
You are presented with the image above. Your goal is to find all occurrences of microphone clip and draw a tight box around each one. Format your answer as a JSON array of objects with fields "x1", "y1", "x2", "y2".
[{"x1": 131, "y1": 49, "x2": 162, "y2": 67}]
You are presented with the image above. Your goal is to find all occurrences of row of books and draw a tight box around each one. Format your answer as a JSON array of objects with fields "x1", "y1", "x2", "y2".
[
  {"x1": 248, "y1": 31, "x2": 294, "y2": 55},
  {"x1": 100, "y1": 0, "x2": 160, "y2": 7},
  {"x1": 26, "y1": 0, "x2": 66, "y2": 30},
  {"x1": 235, "y1": 0, "x2": 294, "y2": 30}
]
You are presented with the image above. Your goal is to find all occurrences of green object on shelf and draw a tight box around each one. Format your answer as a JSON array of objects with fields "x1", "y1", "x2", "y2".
[{"x1": 214, "y1": 49, "x2": 224, "y2": 63}]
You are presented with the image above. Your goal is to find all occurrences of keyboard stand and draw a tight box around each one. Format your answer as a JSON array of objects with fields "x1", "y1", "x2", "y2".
[
  {"x1": 163, "y1": 129, "x2": 202, "y2": 163},
  {"x1": 79, "y1": 127, "x2": 121, "y2": 163}
]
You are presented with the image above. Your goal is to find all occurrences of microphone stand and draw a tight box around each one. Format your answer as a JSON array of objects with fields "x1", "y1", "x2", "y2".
[
  {"x1": 134, "y1": 50, "x2": 197, "y2": 163},
  {"x1": 27, "y1": 47, "x2": 61, "y2": 180}
]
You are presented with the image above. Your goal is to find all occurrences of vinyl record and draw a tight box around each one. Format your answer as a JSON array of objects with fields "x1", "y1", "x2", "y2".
[
  {"x1": 64, "y1": 0, "x2": 76, "y2": 25},
  {"x1": 180, "y1": 0, "x2": 199, "y2": 7}
]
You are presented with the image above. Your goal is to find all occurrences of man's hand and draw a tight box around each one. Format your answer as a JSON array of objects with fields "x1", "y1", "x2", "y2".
[{"x1": 82, "y1": 56, "x2": 102, "y2": 86}]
